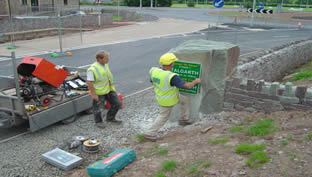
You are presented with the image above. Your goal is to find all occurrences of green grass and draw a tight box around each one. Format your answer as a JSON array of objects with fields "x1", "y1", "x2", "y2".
[
  {"x1": 305, "y1": 132, "x2": 312, "y2": 141},
  {"x1": 161, "y1": 160, "x2": 178, "y2": 172},
  {"x1": 280, "y1": 139, "x2": 288, "y2": 146},
  {"x1": 183, "y1": 160, "x2": 211, "y2": 177},
  {"x1": 230, "y1": 126, "x2": 243, "y2": 133},
  {"x1": 135, "y1": 134, "x2": 146, "y2": 143},
  {"x1": 157, "y1": 148, "x2": 169, "y2": 156},
  {"x1": 235, "y1": 144, "x2": 266, "y2": 154},
  {"x1": 246, "y1": 119, "x2": 276, "y2": 136},
  {"x1": 209, "y1": 137, "x2": 229, "y2": 145},
  {"x1": 154, "y1": 171, "x2": 167, "y2": 177},
  {"x1": 185, "y1": 166, "x2": 201, "y2": 176},
  {"x1": 113, "y1": 15, "x2": 123, "y2": 21},
  {"x1": 236, "y1": 144, "x2": 270, "y2": 167},
  {"x1": 246, "y1": 151, "x2": 270, "y2": 167},
  {"x1": 289, "y1": 152, "x2": 297, "y2": 161},
  {"x1": 282, "y1": 61, "x2": 312, "y2": 83},
  {"x1": 293, "y1": 71, "x2": 312, "y2": 81},
  {"x1": 286, "y1": 136, "x2": 293, "y2": 141},
  {"x1": 203, "y1": 162, "x2": 212, "y2": 168}
]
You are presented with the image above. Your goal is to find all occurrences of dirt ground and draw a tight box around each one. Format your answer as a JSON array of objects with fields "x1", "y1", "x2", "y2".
[
  {"x1": 65, "y1": 110, "x2": 312, "y2": 177},
  {"x1": 64, "y1": 66, "x2": 312, "y2": 177}
]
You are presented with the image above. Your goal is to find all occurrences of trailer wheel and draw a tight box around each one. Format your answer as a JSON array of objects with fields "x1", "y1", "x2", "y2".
[{"x1": 61, "y1": 116, "x2": 77, "y2": 124}]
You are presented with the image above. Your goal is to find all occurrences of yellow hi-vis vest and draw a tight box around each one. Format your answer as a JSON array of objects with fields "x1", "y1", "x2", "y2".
[
  {"x1": 87, "y1": 62, "x2": 116, "y2": 95},
  {"x1": 150, "y1": 67, "x2": 179, "y2": 106}
]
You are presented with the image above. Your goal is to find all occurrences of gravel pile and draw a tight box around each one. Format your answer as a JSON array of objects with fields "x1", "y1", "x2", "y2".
[{"x1": 0, "y1": 88, "x2": 229, "y2": 177}]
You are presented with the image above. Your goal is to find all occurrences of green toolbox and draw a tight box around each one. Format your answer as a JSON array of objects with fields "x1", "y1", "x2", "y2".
[{"x1": 87, "y1": 149, "x2": 136, "y2": 177}]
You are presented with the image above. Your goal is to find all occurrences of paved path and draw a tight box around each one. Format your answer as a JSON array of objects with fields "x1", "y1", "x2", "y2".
[{"x1": 0, "y1": 18, "x2": 212, "y2": 57}]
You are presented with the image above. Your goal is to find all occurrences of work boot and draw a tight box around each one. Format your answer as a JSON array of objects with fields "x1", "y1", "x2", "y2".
[
  {"x1": 107, "y1": 119, "x2": 122, "y2": 124},
  {"x1": 179, "y1": 120, "x2": 194, "y2": 126},
  {"x1": 143, "y1": 134, "x2": 158, "y2": 142},
  {"x1": 96, "y1": 122, "x2": 106, "y2": 128}
]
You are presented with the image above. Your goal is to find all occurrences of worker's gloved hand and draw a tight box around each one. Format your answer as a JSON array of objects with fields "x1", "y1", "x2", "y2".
[{"x1": 90, "y1": 94, "x2": 99, "y2": 101}]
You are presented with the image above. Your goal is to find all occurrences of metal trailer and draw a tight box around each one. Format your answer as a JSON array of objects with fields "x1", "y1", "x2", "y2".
[{"x1": 0, "y1": 52, "x2": 93, "y2": 132}]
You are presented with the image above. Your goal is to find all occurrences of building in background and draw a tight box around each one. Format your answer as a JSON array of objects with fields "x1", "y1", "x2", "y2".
[{"x1": 0, "y1": 0, "x2": 80, "y2": 16}]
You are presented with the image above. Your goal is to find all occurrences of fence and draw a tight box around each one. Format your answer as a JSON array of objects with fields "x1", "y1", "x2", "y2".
[{"x1": 0, "y1": 5, "x2": 139, "y2": 55}]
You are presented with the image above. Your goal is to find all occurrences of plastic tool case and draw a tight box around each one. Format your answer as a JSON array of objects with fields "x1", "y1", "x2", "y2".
[
  {"x1": 87, "y1": 149, "x2": 136, "y2": 177},
  {"x1": 41, "y1": 148, "x2": 82, "y2": 171}
]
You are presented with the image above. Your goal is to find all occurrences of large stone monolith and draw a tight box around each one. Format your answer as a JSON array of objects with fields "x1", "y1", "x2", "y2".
[{"x1": 169, "y1": 40, "x2": 239, "y2": 121}]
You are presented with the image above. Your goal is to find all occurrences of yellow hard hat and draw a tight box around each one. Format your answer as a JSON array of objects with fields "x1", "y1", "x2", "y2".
[{"x1": 159, "y1": 53, "x2": 178, "y2": 65}]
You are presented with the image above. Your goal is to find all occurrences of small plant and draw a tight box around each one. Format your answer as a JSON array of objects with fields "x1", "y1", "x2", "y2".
[
  {"x1": 157, "y1": 148, "x2": 169, "y2": 156},
  {"x1": 154, "y1": 171, "x2": 166, "y2": 177},
  {"x1": 289, "y1": 152, "x2": 297, "y2": 161},
  {"x1": 230, "y1": 126, "x2": 243, "y2": 133},
  {"x1": 286, "y1": 136, "x2": 293, "y2": 141},
  {"x1": 183, "y1": 160, "x2": 206, "y2": 177},
  {"x1": 246, "y1": 151, "x2": 270, "y2": 167},
  {"x1": 135, "y1": 134, "x2": 145, "y2": 143},
  {"x1": 161, "y1": 160, "x2": 177, "y2": 172},
  {"x1": 280, "y1": 139, "x2": 288, "y2": 146},
  {"x1": 305, "y1": 132, "x2": 312, "y2": 141},
  {"x1": 203, "y1": 162, "x2": 212, "y2": 168},
  {"x1": 209, "y1": 137, "x2": 229, "y2": 145},
  {"x1": 186, "y1": 166, "x2": 201, "y2": 176},
  {"x1": 246, "y1": 119, "x2": 276, "y2": 136},
  {"x1": 235, "y1": 144, "x2": 266, "y2": 154}
]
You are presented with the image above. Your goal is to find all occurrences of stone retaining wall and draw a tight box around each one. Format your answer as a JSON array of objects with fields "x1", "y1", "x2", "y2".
[
  {"x1": 224, "y1": 78, "x2": 312, "y2": 113},
  {"x1": 234, "y1": 40, "x2": 312, "y2": 82}
]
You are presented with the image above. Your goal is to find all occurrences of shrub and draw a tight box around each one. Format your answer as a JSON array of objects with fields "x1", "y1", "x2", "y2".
[{"x1": 187, "y1": 0, "x2": 195, "y2": 7}]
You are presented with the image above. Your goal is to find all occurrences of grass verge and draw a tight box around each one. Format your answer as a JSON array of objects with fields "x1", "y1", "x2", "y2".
[{"x1": 246, "y1": 119, "x2": 276, "y2": 136}]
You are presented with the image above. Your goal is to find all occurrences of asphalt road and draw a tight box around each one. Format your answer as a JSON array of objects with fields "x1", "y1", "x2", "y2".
[{"x1": 0, "y1": 27, "x2": 310, "y2": 96}]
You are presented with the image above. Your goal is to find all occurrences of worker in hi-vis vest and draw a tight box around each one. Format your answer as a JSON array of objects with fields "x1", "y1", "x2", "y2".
[
  {"x1": 144, "y1": 53, "x2": 201, "y2": 141},
  {"x1": 87, "y1": 50, "x2": 122, "y2": 128}
]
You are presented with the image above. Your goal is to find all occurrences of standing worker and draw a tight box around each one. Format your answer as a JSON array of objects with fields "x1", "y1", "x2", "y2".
[
  {"x1": 144, "y1": 53, "x2": 201, "y2": 141},
  {"x1": 87, "y1": 50, "x2": 122, "y2": 128}
]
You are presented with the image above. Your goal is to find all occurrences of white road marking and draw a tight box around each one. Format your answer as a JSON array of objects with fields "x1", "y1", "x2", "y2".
[{"x1": 273, "y1": 35, "x2": 290, "y2": 38}]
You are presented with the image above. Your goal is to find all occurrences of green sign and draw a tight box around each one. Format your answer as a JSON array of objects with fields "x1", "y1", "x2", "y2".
[{"x1": 171, "y1": 61, "x2": 201, "y2": 94}]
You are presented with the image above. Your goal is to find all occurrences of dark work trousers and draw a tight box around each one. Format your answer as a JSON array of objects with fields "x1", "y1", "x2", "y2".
[{"x1": 92, "y1": 91, "x2": 121, "y2": 123}]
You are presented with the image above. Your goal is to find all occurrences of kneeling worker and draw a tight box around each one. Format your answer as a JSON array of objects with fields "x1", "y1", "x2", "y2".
[
  {"x1": 87, "y1": 50, "x2": 122, "y2": 128},
  {"x1": 144, "y1": 53, "x2": 201, "y2": 141}
]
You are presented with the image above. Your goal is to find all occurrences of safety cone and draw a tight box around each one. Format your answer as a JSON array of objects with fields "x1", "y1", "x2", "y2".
[
  {"x1": 233, "y1": 17, "x2": 238, "y2": 24},
  {"x1": 66, "y1": 51, "x2": 72, "y2": 56},
  {"x1": 298, "y1": 22, "x2": 302, "y2": 29}
]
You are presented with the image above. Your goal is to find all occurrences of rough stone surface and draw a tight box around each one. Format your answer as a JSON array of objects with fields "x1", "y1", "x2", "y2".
[
  {"x1": 234, "y1": 40, "x2": 312, "y2": 82},
  {"x1": 169, "y1": 40, "x2": 239, "y2": 119},
  {"x1": 224, "y1": 79, "x2": 312, "y2": 113}
]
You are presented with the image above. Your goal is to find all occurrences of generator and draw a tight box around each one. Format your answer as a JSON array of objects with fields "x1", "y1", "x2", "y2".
[{"x1": 0, "y1": 53, "x2": 93, "y2": 131}]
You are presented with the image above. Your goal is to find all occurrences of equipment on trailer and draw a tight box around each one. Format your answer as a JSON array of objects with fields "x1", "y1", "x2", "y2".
[{"x1": 0, "y1": 53, "x2": 93, "y2": 131}]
